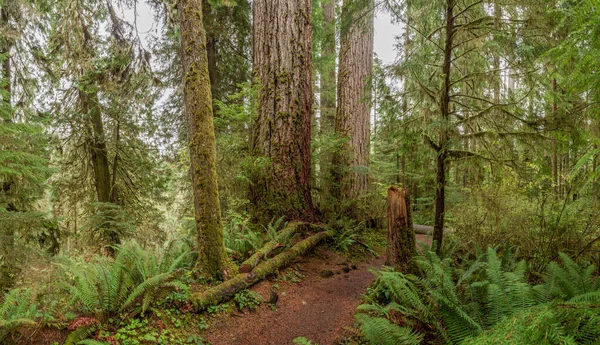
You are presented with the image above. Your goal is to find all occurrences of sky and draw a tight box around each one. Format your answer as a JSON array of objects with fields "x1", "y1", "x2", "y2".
[
  {"x1": 373, "y1": 10, "x2": 403, "y2": 65},
  {"x1": 126, "y1": 1, "x2": 403, "y2": 67}
]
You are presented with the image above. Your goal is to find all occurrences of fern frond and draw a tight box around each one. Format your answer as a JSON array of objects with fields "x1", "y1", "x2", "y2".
[{"x1": 356, "y1": 314, "x2": 423, "y2": 345}]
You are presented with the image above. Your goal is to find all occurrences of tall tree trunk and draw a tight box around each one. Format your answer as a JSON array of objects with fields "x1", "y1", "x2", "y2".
[
  {"x1": 179, "y1": 0, "x2": 232, "y2": 279},
  {"x1": 251, "y1": 0, "x2": 316, "y2": 222},
  {"x1": 202, "y1": 0, "x2": 219, "y2": 103},
  {"x1": 319, "y1": 0, "x2": 337, "y2": 201},
  {"x1": 433, "y1": 0, "x2": 454, "y2": 256},
  {"x1": 81, "y1": 89, "x2": 120, "y2": 253},
  {"x1": 333, "y1": 0, "x2": 374, "y2": 200}
]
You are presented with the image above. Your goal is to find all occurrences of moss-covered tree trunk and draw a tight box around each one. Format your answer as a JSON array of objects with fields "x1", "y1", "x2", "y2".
[
  {"x1": 319, "y1": 0, "x2": 337, "y2": 202},
  {"x1": 433, "y1": 0, "x2": 454, "y2": 256},
  {"x1": 332, "y1": 0, "x2": 374, "y2": 201},
  {"x1": 250, "y1": 0, "x2": 316, "y2": 222},
  {"x1": 386, "y1": 186, "x2": 416, "y2": 272},
  {"x1": 179, "y1": 0, "x2": 232, "y2": 279}
]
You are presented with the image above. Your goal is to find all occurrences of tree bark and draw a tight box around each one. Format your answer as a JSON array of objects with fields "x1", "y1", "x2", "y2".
[
  {"x1": 191, "y1": 230, "x2": 330, "y2": 311},
  {"x1": 320, "y1": 0, "x2": 336, "y2": 133},
  {"x1": 318, "y1": 0, "x2": 337, "y2": 201},
  {"x1": 238, "y1": 221, "x2": 305, "y2": 273},
  {"x1": 433, "y1": 0, "x2": 454, "y2": 256},
  {"x1": 332, "y1": 0, "x2": 374, "y2": 200},
  {"x1": 250, "y1": 0, "x2": 316, "y2": 222},
  {"x1": 386, "y1": 187, "x2": 416, "y2": 272},
  {"x1": 179, "y1": 0, "x2": 231, "y2": 279}
]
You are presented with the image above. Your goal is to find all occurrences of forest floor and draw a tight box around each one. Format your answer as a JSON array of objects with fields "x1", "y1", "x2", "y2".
[
  {"x1": 11, "y1": 234, "x2": 430, "y2": 345},
  {"x1": 202, "y1": 234, "x2": 431, "y2": 345}
]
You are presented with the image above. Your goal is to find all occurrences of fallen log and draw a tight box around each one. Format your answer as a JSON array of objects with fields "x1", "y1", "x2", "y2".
[
  {"x1": 190, "y1": 230, "x2": 331, "y2": 311},
  {"x1": 238, "y1": 221, "x2": 305, "y2": 273},
  {"x1": 413, "y1": 224, "x2": 433, "y2": 235}
]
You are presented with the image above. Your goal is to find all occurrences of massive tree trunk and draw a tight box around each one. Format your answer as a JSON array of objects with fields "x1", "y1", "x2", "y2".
[
  {"x1": 251, "y1": 0, "x2": 316, "y2": 221},
  {"x1": 179, "y1": 0, "x2": 231, "y2": 279},
  {"x1": 332, "y1": 0, "x2": 374, "y2": 200},
  {"x1": 433, "y1": 0, "x2": 454, "y2": 256}
]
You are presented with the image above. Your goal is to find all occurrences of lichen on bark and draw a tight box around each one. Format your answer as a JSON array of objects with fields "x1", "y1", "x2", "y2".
[
  {"x1": 179, "y1": 0, "x2": 233, "y2": 279},
  {"x1": 250, "y1": 0, "x2": 316, "y2": 222}
]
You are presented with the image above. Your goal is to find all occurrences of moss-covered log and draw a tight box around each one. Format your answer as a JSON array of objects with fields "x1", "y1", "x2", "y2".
[
  {"x1": 239, "y1": 221, "x2": 306, "y2": 273},
  {"x1": 190, "y1": 230, "x2": 330, "y2": 311}
]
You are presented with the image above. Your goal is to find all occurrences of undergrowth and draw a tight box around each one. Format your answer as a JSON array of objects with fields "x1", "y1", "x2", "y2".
[{"x1": 356, "y1": 247, "x2": 600, "y2": 344}]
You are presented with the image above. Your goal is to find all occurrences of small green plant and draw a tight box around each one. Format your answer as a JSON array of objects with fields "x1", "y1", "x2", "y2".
[
  {"x1": 265, "y1": 216, "x2": 289, "y2": 242},
  {"x1": 276, "y1": 267, "x2": 304, "y2": 283},
  {"x1": 234, "y1": 289, "x2": 263, "y2": 311},
  {"x1": 224, "y1": 216, "x2": 263, "y2": 261},
  {"x1": 293, "y1": 337, "x2": 318, "y2": 345}
]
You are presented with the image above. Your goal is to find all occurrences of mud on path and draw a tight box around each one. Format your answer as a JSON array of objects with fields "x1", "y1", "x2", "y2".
[{"x1": 202, "y1": 234, "x2": 431, "y2": 345}]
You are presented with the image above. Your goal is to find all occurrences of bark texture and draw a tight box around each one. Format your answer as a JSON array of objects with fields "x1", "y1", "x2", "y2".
[
  {"x1": 238, "y1": 221, "x2": 305, "y2": 273},
  {"x1": 385, "y1": 187, "x2": 416, "y2": 272},
  {"x1": 333, "y1": 0, "x2": 374, "y2": 199},
  {"x1": 320, "y1": 0, "x2": 336, "y2": 133},
  {"x1": 251, "y1": 0, "x2": 316, "y2": 221},
  {"x1": 191, "y1": 230, "x2": 330, "y2": 311},
  {"x1": 433, "y1": 0, "x2": 454, "y2": 256},
  {"x1": 179, "y1": 0, "x2": 231, "y2": 279}
]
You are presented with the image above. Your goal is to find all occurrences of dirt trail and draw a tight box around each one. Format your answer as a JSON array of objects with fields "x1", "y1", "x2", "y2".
[{"x1": 203, "y1": 234, "x2": 430, "y2": 345}]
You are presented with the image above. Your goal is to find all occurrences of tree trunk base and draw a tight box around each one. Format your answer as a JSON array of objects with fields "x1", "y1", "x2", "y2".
[{"x1": 190, "y1": 230, "x2": 330, "y2": 311}]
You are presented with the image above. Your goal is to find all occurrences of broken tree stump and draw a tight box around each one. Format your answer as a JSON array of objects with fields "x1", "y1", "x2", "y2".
[{"x1": 385, "y1": 186, "x2": 417, "y2": 272}]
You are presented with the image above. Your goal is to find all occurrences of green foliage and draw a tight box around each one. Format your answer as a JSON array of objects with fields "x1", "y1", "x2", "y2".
[
  {"x1": 463, "y1": 302, "x2": 600, "y2": 345},
  {"x1": 223, "y1": 216, "x2": 263, "y2": 261},
  {"x1": 57, "y1": 240, "x2": 195, "y2": 319},
  {"x1": 293, "y1": 337, "x2": 318, "y2": 345},
  {"x1": 233, "y1": 289, "x2": 263, "y2": 311},
  {"x1": 358, "y1": 248, "x2": 600, "y2": 344},
  {"x1": 0, "y1": 288, "x2": 43, "y2": 341},
  {"x1": 355, "y1": 314, "x2": 422, "y2": 345}
]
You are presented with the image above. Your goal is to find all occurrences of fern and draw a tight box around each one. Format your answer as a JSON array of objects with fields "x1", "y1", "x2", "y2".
[
  {"x1": 0, "y1": 288, "x2": 42, "y2": 341},
  {"x1": 57, "y1": 240, "x2": 195, "y2": 319},
  {"x1": 356, "y1": 314, "x2": 423, "y2": 345},
  {"x1": 543, "y1": 253, "x2": 600, "y2": 301}
]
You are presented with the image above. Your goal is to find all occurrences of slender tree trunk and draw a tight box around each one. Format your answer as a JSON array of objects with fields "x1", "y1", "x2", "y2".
[
  {"x1": 433, "y1": 0, "x2": 454, "y2": 256},
  {"x1": 251, "y1": 0, "x2": 316, "y2": 222},
  {"x1": 552, "y1": 78, "x2": 558, "y2": 197},
  {"x1": 202, "y1": 0, "x2": 219, "y2": 103},
  {"x1": 179, "y1": 0, "x2": 232, "y2": 279},
  {"x1": 333, "y1": 0, "x2": 374, "y2": 200}
]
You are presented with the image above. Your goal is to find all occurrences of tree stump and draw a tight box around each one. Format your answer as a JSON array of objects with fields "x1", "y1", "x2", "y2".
[{"x1": 385, "y1": 186, "x2": 417, "y2": 272}]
